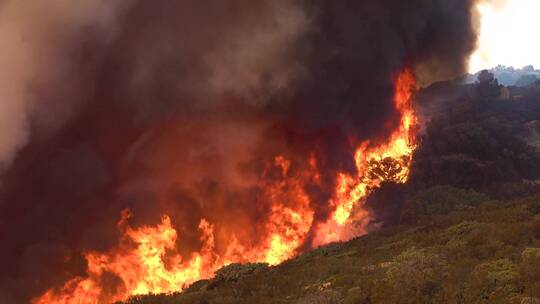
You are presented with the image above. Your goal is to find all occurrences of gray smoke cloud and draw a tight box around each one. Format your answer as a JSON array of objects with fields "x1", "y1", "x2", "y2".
[{"x1": 0, "y1": 0, "x2": 130, "y2": 172}]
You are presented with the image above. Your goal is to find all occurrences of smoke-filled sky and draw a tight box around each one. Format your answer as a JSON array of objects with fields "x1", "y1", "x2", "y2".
[
  {"x1": 0, "y1": 1, "x2": 478, "y2": 303},
  {"x1": 469, "y1": 0, "x2": 540, "y2": 72}
]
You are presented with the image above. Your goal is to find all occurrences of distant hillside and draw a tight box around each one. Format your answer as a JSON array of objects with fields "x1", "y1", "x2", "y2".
[
  {"x1": 120, "y1": 75, "x2": 540, "y2": 304},
  {"x1": 466, "y1": 65, "x2": 540, "y2": 87}
]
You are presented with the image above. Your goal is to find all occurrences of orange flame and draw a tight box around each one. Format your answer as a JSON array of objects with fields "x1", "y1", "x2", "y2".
[
  {"x1": 314, "y1": 68, "x2": 418, "y2": 245},
  {"x1": 34, "y1": 210, "x2": 215, "y2": 304},
  {"x1": 35, "y1": 69, "x2": 418, "y2": 304}
]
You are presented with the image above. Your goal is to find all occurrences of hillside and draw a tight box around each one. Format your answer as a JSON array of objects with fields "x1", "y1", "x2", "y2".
[
  {"x1": 465, "y1": 65, "x2": 540, "y2": 87},
  {"x1": 121, "y1": 192, "x2": 540, "y2": 304},
  {"x1": 118, "y1": 74, "x2": 540, "y2": 304}
]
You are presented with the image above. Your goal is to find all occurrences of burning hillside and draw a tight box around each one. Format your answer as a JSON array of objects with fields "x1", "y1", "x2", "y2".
[
  {"x1": 35, "y1": 70, "x2": 418, "y2": 304},
  {"x1": 0, "y1": 1, "x2": 478, "y2": 303}
]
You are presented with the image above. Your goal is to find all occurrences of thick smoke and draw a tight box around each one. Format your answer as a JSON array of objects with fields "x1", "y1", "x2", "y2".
[
  {"x1": 0, "y1": 0, "x2": 477, "y2": 302},
  {"x1": 0, "y1": 1, "x2": 129, "y2": 172}
]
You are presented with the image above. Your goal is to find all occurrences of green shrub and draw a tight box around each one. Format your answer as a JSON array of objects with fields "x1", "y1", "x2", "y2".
[
  {"x1": 402, "y1": 186, "x2": 488, "y2": 223},
  {"x1": 519, "y1": 248, "x2": 540, "y2": 296},
  {"x1": 214, "y1": 263, "x2": 268, "y2": 283},
  {"x1": 378, "y1": 248, "x2": 448, "y2": 303},
  {"x1": 295, "y1": 291, "x2": 341, "y2": 304},
  {"x1": 467, "y1": 258, "x2": 519, "y2": 302}
]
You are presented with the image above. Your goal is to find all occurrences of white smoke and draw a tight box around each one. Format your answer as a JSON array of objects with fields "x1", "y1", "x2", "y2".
[{"x1": 0, "y1": 0, "x2": 130, "y2": 171}]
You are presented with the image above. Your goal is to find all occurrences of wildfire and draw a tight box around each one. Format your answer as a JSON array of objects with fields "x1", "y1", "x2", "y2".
[
  {"x1": 35, "y1": 69, "x2": 418, "y2": 304},
  {"x1": 34, "y1": 210, "x2": 215, "y2": 304},
  {"x1": 314, "y1": 69, "x2": 418, "y2": 245}
]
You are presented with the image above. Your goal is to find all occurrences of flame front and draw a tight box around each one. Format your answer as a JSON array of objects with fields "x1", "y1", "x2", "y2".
[
  {"x1": 35, "y1": 210, "x2": 213, "y2": 304},
  {"x1": 35, "y1": 69, "x2": 418, "y2": 304},
  {"x1": 314, "y1": 69, "x2": 418, "y2": 245}
]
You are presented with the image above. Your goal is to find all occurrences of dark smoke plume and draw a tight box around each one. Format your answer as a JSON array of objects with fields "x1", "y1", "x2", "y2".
[{"x1": 0, "y1": 0, "x2": 477, "y2": 302}]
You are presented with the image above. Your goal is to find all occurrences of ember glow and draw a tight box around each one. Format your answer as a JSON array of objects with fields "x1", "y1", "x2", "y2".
[{"x1": 34, "y1": 69, "x2": 418, "y2": 304}]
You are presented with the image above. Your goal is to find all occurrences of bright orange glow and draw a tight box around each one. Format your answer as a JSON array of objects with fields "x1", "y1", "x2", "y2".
[
  {"x1": 35, "y1": 69, "x2": 418, "y2": 304},
  {"x1": 261, "y1": 155, "x2": 316, "y2": 265},
  {"x1": 314, "y1": 69, "x2": 418, "y2": 245},
  {"x1": 34, "y1": 210, "x2": 215, "y2": 304}
]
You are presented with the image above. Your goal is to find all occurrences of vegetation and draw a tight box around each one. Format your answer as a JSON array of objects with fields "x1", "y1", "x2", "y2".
[
  {"x1": 412, "y1": 72, "x2": 540, "y2": 193},
  {"x1": 466, "y1": 65, "x2": 540, "y2": 87},
  {"x1": 118, "y1": 75, "x2": 540, "y2": 303},
  {"x1": 120, "y1": 193, "x2": 540, "y2": 304}
]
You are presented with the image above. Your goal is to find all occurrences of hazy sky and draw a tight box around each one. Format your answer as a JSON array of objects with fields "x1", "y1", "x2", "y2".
[{"x1": 469, "y1": 0, "x2": 540, "y2": 73}]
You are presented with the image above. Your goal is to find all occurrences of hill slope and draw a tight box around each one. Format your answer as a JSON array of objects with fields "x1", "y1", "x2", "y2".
[
  {"x1": 121, "y1": 191, "x2": 540, "y2": 304},
  {"x1": 119, "y1": 75, "x2": 540, "y2": 304}
]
